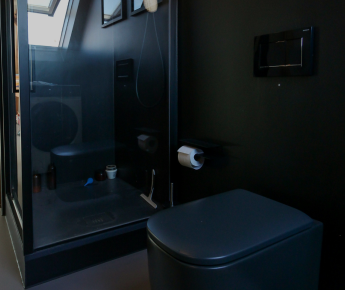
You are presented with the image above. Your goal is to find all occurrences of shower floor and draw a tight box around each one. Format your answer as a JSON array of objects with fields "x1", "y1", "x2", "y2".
[{"x1": 32, "y1": 178, "x2": 158, "y2": 249}]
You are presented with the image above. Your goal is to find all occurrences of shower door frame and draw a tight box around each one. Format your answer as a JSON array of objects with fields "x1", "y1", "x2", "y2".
[
  {"x1": 1, "y1": 0, "x2": 24, "y2": 225},
  {"x1": 3, "y1": 0, "x2": 178, "y2": 286},
  {"x1": 16, "y1": 0, "x2": 179, "y2": 256},
  {"x1": 17, "y1": 0, "x2": 33, "y2": 254}
]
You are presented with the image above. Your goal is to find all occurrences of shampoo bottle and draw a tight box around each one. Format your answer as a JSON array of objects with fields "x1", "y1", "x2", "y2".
[
  {"x1": 47, "y1": 163, "x2": 56, "y2": 190},
  {"x1": 33, "y1": 173, "x2": 41, "y2": 193}
]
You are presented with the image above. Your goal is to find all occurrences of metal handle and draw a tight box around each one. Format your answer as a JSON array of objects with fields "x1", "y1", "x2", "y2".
[
  {"x1": 140, "y1": 169, "x2": 157, "y2": 209},
  {"x1": 148, "y1": 169, "x2": 155, "y2": 199},
  {"x1": 170, "y1": 183, "x2": 174, "y2": 207}
]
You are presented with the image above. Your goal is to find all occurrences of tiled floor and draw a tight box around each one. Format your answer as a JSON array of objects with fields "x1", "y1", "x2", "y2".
[{"x1": 0, "y1": 214, "x2": 151, "y2": 290}]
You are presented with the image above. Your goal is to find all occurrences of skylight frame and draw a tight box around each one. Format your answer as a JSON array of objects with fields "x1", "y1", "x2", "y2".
[
  {"x1": 28, "y1": 0, "x2": 61, "y2": 17},
  {"x1": 28, "y1": 0, "x2": 75, "y2": 48}
]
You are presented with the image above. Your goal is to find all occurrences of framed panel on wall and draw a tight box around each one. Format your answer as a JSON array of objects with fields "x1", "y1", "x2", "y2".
[
  {"x1": 102, "y1": 0, "x2": 126, "y2": 27},
  {"x1": 131, "y1": 0, "x2": 163, "y2": 16}
]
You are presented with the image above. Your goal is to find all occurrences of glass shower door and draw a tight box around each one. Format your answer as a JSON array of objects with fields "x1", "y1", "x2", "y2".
[{"x1": 27, "y1": 0, "x2": 174, "y2": 249}]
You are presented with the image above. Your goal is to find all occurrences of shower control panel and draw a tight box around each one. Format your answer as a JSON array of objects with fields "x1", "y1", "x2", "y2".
[
  {"x1": 116, "y1": 59, "x2": 134, "y2": 81},
  {"x1": 254, "y1": 27, "x2": 314, "y2": 77}
]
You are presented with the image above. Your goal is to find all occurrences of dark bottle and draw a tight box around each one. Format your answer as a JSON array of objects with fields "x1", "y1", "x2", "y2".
[
  {"x1": 33, "y1": 173, "x2": 41, "y2": 193},
  {"x1": 47, "y1": 163, "x2": 57, "y2": 190},
  {"x1": 94, "y1": 169, "x2": 107, "y2": 181}
]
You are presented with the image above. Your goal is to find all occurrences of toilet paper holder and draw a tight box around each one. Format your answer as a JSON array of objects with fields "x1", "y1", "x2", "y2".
[
  {"x1": 180, "y1": 138, "x2": 223, "y2": 164},
  {"x1": 194, "y1": 153, "x2": 210, "y2": 161}
]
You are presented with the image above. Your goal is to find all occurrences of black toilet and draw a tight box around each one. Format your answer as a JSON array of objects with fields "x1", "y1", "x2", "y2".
[{"x1": 147, "y1": 189, "x2": 323, "y2": 290}]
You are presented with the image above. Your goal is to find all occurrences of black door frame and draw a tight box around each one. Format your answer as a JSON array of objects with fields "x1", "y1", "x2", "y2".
[
  {"x1": 0, "y1": 0, "x2": 3, "y2": 214},
  {"x1": 1, "y1": 0, "x2": 12, "y2": 216},
  {"x1": 1, "y1": 0, "x2": 25, "y2": 237},
  {"x1": 17, "y1": 0, "x2": 33, "y2": 254}
]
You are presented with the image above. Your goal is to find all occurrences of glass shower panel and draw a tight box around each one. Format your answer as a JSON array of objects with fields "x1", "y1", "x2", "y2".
[{"x1": 29, "y1": 0, "x2": 170, "y2": 249}]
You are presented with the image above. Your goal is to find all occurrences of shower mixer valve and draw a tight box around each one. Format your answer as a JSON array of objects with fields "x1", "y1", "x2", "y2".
[{"x1": 140, "y1": 169, "x2": 158, "y2": 209}]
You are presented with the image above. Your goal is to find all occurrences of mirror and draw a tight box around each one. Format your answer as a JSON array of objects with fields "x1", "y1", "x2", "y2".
[{"x1": 102, "y1": 0, "x2": 125, "y2": 27}]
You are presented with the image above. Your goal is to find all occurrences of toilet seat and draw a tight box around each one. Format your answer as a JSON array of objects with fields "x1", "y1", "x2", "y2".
[{"x1": 147, "y1": 189, "x2": 314, "y2": 266}]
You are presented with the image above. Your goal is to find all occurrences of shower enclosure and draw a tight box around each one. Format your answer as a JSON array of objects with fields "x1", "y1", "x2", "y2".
[{"x1": 1, "y1": 0, "x2": 178, "y2": 287}]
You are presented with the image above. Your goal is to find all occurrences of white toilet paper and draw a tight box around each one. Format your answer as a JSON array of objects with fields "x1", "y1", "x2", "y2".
[
  {"x1": 178, "y1": 146, "x2": 205, "y2": 170},
  {"x1": 138, "y1": 135, "x2": 158, "y2": 154}
]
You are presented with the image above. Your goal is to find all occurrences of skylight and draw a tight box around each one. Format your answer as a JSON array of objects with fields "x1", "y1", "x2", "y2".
[
  {"x1": 28, "y1": 0, "x2": 69, "y2": 47},
  {"x1": 28, "y1": 0, "x2": 61, "y2": 16}
]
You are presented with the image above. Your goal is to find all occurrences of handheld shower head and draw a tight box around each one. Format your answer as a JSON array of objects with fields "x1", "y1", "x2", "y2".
[{"x1": 144, "y1": 0, "x2": 158, "y2": 13}]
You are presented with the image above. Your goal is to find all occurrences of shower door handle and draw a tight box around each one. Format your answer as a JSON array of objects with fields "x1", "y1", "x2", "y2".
[
  {"x1": 148, "y1": 169, "x2": 155, "y2": 199},
  {"x1": 140, "y1": 169, "x2": 158, "y2": 209}
]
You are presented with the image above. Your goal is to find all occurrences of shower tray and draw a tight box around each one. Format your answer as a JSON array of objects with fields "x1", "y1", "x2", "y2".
[{"x1": 32, "y1": 178, "x2": 158, "y2": 249}]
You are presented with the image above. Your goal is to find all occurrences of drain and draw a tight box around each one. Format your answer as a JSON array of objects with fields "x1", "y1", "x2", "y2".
[{"x1": 79, "y1": 212, "x2": 116, "y2": 227}]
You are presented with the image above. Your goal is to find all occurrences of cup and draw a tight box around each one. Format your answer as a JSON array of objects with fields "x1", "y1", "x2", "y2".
[
  {"x1": 106, "y1": 165, "x2": 117, "y2": 170},
  {"x1": 106, "y1": 168, "x2": 117, "y2": 179}
]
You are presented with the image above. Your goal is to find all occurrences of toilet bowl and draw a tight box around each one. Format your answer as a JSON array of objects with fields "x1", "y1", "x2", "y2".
[{"x1": 147, "y1": 189, "x2": 323, "y2": 290}]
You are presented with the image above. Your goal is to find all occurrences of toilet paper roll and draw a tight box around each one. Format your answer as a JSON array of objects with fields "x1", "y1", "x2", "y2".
[
  {"x1": 138, "y1": 135, "x2": 158, "y2": 154},
  {"x1": 178, "y1": 146, "x2": 205, "y2": 170}
]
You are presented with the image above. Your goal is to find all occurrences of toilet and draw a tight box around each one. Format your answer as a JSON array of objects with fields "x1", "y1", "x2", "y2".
[{"x1": 147, "y1": 189, "x2": 323, "y2": 290}]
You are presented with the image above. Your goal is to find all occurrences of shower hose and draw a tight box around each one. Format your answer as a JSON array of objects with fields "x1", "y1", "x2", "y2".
[{"x1": 136, "y1": 12, "x2": 165, "y2": 108}]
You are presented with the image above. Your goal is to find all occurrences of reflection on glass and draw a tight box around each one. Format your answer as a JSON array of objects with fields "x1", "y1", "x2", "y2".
[
  {"x1": 27, "y1": 0, "x2": 169, "y2": 250},
  {"x1": 134, "y1": 0, "x2": 143, "y2": 10},
  {"x1": 28, "y1": 0, "x2": 52, "y2": 8},
  {"x1": 103, "y1": 0, "x2": 122, "y2": 24},
  {"x1": 30, "y1": 84, "x2": 82, "y2": 175},
  {"x1": 28, "y1": 0, "x2": 69, "y2": 47},
  {"x1": 28, "y1": 0, "x2": 62, "y2": 16},
  {"x1": 15, "y1": 91, "x2": 22, "y2": 210},
  {"x1": 13, "y1": 0, "x2": 19, "y2": 91}
]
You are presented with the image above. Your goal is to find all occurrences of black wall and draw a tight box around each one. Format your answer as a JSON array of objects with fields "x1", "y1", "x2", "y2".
[
  {"x1": 65, "y1": 0, "x2": 115, "y2": 143},
  {"x1": 111, "y1": 1, "x2": 170, "y2": 201},
  {"x1": 178, "y1": 0, "x2": 345, "y2": 288}
]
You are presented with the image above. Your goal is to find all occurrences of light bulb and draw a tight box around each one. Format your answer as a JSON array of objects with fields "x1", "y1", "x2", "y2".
[{"x1": 143, "y1": 0, "x2": 158, "y2": 13}]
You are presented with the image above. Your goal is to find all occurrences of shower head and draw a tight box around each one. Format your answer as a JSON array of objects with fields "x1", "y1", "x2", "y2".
[{"x1": 144, "y1": 0, "x2": 158, "y2": 13}]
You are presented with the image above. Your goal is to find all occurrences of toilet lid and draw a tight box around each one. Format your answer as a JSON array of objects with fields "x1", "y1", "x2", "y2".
[{"x1": 147, "y1": 189, "x2": 314, "y2": 266}]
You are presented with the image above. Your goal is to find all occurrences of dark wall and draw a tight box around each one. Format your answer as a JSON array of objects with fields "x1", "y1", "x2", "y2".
[
  {"x1": 178, "y1": 0, "x2": 345, "y2": 288},
  {"x1": 112, "y1": 2, "x2": 170, "y2": 201},
  {"x1": 30, "y1": 0, "x2": 171, "y2": 201},
  {"x1": 66, "y1": 0, "x2": 115, "y2": 143},
  {"x1": 62, "y1": 0, "x2": 170, "y2": 201},
  {"x1": 31, "y1": 0, "x2": 115, "y2": 143}
]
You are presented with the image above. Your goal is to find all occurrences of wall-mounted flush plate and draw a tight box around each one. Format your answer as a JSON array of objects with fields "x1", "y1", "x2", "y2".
[
  {"x1": 116, "y1": 59, "x2": 134, "y2": 81},
  {"x1": 254, "y1": 27, "x2": 314, "y2": 77}
]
